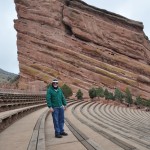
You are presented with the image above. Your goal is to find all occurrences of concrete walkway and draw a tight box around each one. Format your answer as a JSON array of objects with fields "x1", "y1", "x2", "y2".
[
  {"x1": 45, "y1": 111, "x2": 87, "y2": 150},
  {"x1": 0, "y1": 107, "x2": 47, "y2": 150}
]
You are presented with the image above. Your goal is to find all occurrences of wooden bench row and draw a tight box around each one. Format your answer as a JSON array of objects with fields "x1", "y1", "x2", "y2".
[
  {"x1": 0, "y1": 101, "x2": 46, "y2": 112},
  {"x1": 0, "y1": 93, "x2": 45, "y2": 101},
  {"x1": 0, "y1": 95, "x2": 45, "y2": 100},
  {"x1": 0, "y1": 104, "x2": 47, "y2": 132},
  {"x1": 0, "y1": 98, "x2": 45, "y2": 104}
]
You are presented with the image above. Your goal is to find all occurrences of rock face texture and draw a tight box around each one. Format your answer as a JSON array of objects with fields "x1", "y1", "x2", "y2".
[{"x1": 14, "y1": 0, "x2": 150, "y2": 98}]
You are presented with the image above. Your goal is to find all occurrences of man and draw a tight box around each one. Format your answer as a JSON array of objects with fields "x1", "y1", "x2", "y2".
[{"x1": 46, "y1": 79, "x2": 68, "y2": 138}]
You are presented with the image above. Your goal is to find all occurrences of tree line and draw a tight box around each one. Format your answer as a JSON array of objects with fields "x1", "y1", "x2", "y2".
[{"x1": 60, "y1": 84, "x2": 150, "y2": 109}]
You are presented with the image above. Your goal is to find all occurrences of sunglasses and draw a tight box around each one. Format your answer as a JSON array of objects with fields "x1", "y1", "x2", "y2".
[{"x1": 53, "y1": 82, "x2": 58, "y2": 84}]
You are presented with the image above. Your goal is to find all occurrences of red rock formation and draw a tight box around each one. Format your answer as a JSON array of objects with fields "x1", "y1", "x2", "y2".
[{"x1": 14, "y1": 0, "x2": 150, "y2": 98}]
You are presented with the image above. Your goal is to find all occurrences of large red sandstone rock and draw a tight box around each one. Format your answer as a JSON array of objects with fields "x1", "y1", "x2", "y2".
[{"x1": 14, "y1": 0, "x2": 150, "y2": 98}]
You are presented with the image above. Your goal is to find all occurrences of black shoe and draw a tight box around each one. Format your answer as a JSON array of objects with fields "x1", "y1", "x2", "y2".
[
  {"x1": 55, "y1": 134, "x2": 62, "y2": 138},
  {"x1": 60, "y1": 132, "x2": 68, "y2": 136}
]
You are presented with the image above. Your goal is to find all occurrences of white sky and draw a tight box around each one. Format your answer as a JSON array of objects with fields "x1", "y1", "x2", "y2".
[{"x1": 0, "y1": 0, "x2": 150, "y2": 74}]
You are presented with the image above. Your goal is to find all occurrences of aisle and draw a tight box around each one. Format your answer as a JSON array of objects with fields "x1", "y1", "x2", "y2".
[
  {"x1": 45, "y1": 111, "x2": 86, "y2": 150},
  {"x1": 0, "y1": 107, "x2": 47, "y2": 150}
]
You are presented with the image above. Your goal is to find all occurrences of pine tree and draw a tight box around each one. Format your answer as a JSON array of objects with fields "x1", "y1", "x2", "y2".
[
  {"x1": 76, "y1": 89, "x2": 83, "y2": 100},
  {"x1": 135, "y1": 96, "x2": 143, "y2": 106},
  {"x1": 125, "y1": 87, "x2": 133, "y2": 106},
  {"x1": 114, "y1": 88, "x2": 124, "y2": 103},
  {"x1": 89, "y1": 88, "x2": 96, "y2": 99},
  {"x1": 96, "y1": 87, "x2": 104, "y2": 99},
  {"x1": 104, "y1": 88, "x2": 110, "y2": 100},
  {"x1": 146, "y1": 100, "x2": 150, "y2": 108},
  {"x1": 108, "y1": 92, "x2": 115, "y2": 100}
]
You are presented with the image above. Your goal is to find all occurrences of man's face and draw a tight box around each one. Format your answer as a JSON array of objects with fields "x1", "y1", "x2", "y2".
[{"x1": 53, "y1": 82, "x2": 58, "y2": 88}]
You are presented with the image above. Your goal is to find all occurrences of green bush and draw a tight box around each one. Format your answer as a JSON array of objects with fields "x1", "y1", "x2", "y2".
[
  {"x1": 114, "y1": 88, "x2": 124, "y2": 103},
  {"x1": 104, "y1": 88, "x2": 109, "y2": 97},
  {"x1": 61, "y1": 84, "x2": 73, "y2": 98},
  {"x1": 89, "y1": 88, "x2": 97, "y2": 99},
  {"x1": 76, "y1": 89, "x2": 83, "y2": 100},
  {"x1": 96, "y1": 87, "x2": 104, "y2": 98},
  {"x1": 108, "y1": 92, "x2": 115, "y2": 100},
  {"x1": 135, "y1": 96, "x2": 143, "y2": 106},
  {"x1": 141, "y1": 99, "x2": 150, "y2": 107},
  {"x1": 104, "y1": 88, "x2": 113, "y2": 100},
  {"x1": 146, "y1": 100, "x2": 150, "y2": 107},
  {"x1": 125, "y1": 87, "x2": 133, "y2": 105},
  {"x1": 141, "y1": 100, "x2": 146, "y2": 107}
]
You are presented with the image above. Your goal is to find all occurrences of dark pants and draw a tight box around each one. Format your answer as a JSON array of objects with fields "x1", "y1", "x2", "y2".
[{"x1": 52, "y1": 107, "x2": 64, "y2": 135}]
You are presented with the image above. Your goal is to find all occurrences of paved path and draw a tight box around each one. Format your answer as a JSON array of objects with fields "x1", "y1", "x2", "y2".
[
  {"x1": 0, "y1": 107, "x2": 47, "y2": 150},
  {"x1": 45, "y1": 111, "x2": 87, "y2": 150}
]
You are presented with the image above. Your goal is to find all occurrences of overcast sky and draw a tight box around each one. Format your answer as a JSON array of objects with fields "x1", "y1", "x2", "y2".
[{"x1": 0, "y1": 0, "x2": 150, "y2": 74}]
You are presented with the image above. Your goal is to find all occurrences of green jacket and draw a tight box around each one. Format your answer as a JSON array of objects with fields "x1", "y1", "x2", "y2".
[{"x1": 46, "y1": 85, "x2": 67, "y2": 108}]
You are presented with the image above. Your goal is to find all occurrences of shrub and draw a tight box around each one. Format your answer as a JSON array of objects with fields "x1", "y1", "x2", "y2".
[
  {"x1": 142, "y1": 99, "x2": 150, "y2": 107},
  {"x1": 146, "y1": 100, "x2": 150, "y2": 107},
  {"x1": 141, "y1": 100, "x2": 147, "y2": 107},
  {"x1": 89, "y1": 88, "x2": 97, "y2": 99},
  {"x1": 104, "y1": 88, "x2": 109, "y2": 97},
  {"x1": 76, "y1": 89, "x2": 83, "y2": 100},
  {"x1": 61, "y1": 84, "x2": 73, "y2": 98},
  {"x1": 96, "y1": 87, "x2": 104, "y2": 98},
  {"x1": 125, "y1": 87, "x2": 133, "y2": 105},
  {"x1": 114, "y1": 88, "x2": 124, "y2": 103},
  {"x1": 104, "y1": 88, "x2": 111, "y2": 100},
  {"x1": 107, "y1": 92, "x2": 115, "y2": 100},
  {"x1": 135, "y1": 96, "x2": 143, "y2": 106}
]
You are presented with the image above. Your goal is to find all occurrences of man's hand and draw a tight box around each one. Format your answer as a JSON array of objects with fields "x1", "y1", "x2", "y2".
[
  {"x1": 64, "y1": 106, "x2": 67, "y2": 110},
  {"x1": 49, "y1": 107, "x2": 54, "y2": 113}
]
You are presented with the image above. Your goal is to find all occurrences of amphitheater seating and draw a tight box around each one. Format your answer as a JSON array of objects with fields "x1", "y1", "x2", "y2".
[
  {"x1": 1, "y1": 96, "x2": 150, "y2": 150},
  {"x1": 65, "y1": 100, "x2": 150, "y2": 150},
  {"x1": 0, "y1": 92, "x2": 46, "y2": 132}
]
